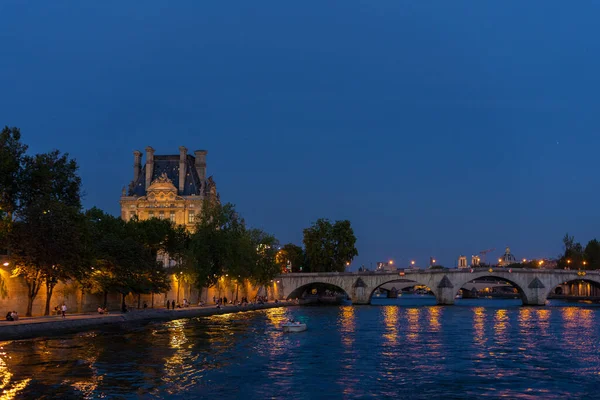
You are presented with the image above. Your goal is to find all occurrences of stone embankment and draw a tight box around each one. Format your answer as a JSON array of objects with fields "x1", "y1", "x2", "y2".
[{"x1": 0, "y1": 302, "x2": 295, "y2": 341}]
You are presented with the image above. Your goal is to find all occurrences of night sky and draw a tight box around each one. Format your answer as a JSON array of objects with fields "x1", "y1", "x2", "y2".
[{"x1": 2, "y1": 1, "x2": 599, "y2": 269}]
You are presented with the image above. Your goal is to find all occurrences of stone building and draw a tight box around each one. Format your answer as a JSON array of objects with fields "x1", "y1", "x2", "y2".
[
  {"x1": 120, "y1": 146, "x2": 218, "y2": 230},
  {"x1": 498, "y1": 247, "x2": 517, "y2": 267}
]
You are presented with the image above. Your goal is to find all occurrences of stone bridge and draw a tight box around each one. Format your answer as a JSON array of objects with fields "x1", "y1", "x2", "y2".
[{"x1": 276, "y1": 268, "x2": 600, "y2": 306}]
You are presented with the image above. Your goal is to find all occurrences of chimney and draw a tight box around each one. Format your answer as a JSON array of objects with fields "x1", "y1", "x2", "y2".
[
  {"x1": 194, "y1": 150, "x2": 207, "y2": 181},
  {"x1": 145, "y1": 146, "x2": 155, "y2": 190},
  {"x1": 133, "y1": 150, "x2": 142, "y2": 183},
  {"x1": 179, "y1": 146, "x2": 187, "y2": 194}
]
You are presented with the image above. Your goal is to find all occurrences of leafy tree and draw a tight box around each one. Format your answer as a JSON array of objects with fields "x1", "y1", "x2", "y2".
[
  {"x1": 9, "y1": 150, "x2": 86, "y2": 316},
  {"x1": 276, "y1": 243, "x2": 305, "y2": 273},
  {"x1": 557, "y1": 233, "x2": 584, "y2": 269},
  {"x1": 187, "y1": 201, "x2": 241, "y2": 296},
  {"x1": 0, "y1": 126, "x2": 28, "y2": 251},
  {"x1": 303, "y1": 218, "x2": 358, "y2": 272},
  {"x1": 584, "y1": 239, "x2": 600, "y2": 270},
  {"x1": 248, "y1": 229, "x2": 280, "y2": 294},
  {"x1": 0, "y1": 126, "x2": 28, "y2": 220}
]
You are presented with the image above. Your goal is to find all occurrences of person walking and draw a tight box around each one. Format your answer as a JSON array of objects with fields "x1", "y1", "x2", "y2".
[
  {"x1": 171, "y1": 300, "x2": 175, "y2": 309},
  {"x1": 61, "y1": 303, "x2": 67, "y2": 318}
]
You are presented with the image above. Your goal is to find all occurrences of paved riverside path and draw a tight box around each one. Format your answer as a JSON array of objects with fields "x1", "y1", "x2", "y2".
[{"x1": 0, "y1": 302, "x2": 295, "y2": 341}]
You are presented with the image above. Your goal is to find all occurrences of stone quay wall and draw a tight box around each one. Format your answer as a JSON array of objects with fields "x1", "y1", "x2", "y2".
[{"x1": 0, "y1": 266, "x2": 281, "y2": 317}]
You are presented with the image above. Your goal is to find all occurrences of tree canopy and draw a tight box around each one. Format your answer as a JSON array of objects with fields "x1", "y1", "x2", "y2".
[{"x1": 303, "y1": 218, "x2": 358, "y2": 272}]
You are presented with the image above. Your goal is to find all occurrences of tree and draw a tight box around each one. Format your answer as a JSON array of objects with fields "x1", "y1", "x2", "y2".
[
  {"x1": 584, "y1": 239, "x2": 600, "y2": 270},
  {"x1": 303, "y1": 218, "x2": 358, "y2": 272},
  {"x1": 248, "y1": 229, "x2": 280, "y2": 295},
  {"x1": 557, "y1": 233, "x2": 584, "y2": 270},
  {"x1": 0, "y1": 126, "x2": 28, "y2": 251},
  {"x1": 276, "y1": 243, "x2": 305, "y2": 273},
  {"x1": 187, "y1": 201, "x2": 242, "y2": 297},
  {"x1": 0, "y1": 126, "x2": 28, "y2": 220},
  {"x1": 9, "y1": 150, "x2": 86, "y2": 316}
]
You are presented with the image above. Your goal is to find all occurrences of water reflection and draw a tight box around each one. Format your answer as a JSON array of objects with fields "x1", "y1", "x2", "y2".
[
  {"x1": 338, "y1": 306, "x2": 355, "y2": 348},
  {"x1": 3, "y1": 302, "x2": 600, "y2": 399},
  {"x1": 405, "y1": 308, "x2": 420, "y2": 343},
  {"x1": 0, "y1": 346, "x2": 31, "y2": 400},
  {"x1": 382, "y1": 306, "x2": 399, "y2": 346},
  {"x1": 427, "y1": 307, "x2": 441, "y2": 332}
]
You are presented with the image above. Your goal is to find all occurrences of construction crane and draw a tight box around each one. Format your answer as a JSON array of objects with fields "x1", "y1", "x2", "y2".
[{"x1": 479, "y1": 248, "x2": 496, "y2": 264}]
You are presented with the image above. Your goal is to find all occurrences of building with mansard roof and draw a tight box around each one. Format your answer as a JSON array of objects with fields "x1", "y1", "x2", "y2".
[{"x1": 120, "y1": 146, "x2": 218, "y2": 231}]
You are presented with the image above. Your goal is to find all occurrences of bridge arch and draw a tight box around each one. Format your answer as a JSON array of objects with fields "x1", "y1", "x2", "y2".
[
  {"x1": 286, "y1": 282, "x2": 350, "y2": 302},
  {"x1": 369, "y1": 278, "x2": 437, "y2": 303},
  {"x1": 544, "y1": 276, "x2": 600, "y2": 299},
  {"x1": 453, "y1": 274, "x2": 529, "y2": 305}
]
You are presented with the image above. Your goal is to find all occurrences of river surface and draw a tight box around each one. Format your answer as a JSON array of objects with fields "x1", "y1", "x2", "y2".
[{"x1": 2, "y1": 296, "x2": 600, "y2": 399}]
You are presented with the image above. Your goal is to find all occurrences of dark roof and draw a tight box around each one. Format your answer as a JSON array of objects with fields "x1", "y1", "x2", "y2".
[{"x1": 129, "y1": 155, "x2": 204, "y2": 196}]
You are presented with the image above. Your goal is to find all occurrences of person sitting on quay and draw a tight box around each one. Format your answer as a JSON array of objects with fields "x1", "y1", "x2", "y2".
[
  {"x1": 97, "y1": 306, "x2": 109, "y2": 314},
  {"x1": 5, "y1": 311, "x2": 13, "y2": 321},
  {"x1": 143, "y1": 301, "x2": 148, "y2": 310},
  {"x1": 11, "y1": 311, "x2": 19, "y2": 321},
  {"x1": 171, "y1": 300, "x2": 175, "y2": 309}
]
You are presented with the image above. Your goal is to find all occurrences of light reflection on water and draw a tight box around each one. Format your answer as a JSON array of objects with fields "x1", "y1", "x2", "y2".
[{"x1": 2, "y1": 299, "x2": 600, "y2": 398}]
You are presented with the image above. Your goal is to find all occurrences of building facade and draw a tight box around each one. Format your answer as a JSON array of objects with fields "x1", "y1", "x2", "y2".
[{"x1": 120, "y1": 146, "x2": 218, "y2": 230}]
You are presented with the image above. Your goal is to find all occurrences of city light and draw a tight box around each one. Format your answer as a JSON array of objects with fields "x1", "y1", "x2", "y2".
[
  {"x1": 389, "y1": 260, "x2": 394, "y2": 265},
  {"x1": 522, "y1": 259, "x2": 526, "y2": 263},
  {"x1": 583, "y1": 261, "x2": 587, "y2": 266},
  {"x1": 567, "y1": 259, "x2": 571, "y2": 264},
  {"x1": 432, "y1": 259, "x2": 436, "y2": 264},
  {"x1": 538, "y1": 260, "x2": 544, "y2": 266},
  {"x1": 2, "y1": 262, "x2": 8, "y2": 267},
  {"x1": 411, "y1": 260, "x2": 415, "y2": 265}
]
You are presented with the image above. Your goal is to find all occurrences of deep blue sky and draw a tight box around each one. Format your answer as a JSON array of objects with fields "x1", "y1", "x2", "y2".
[{"x1": 2, "y1": 1, "x2": 599, "y2": 269}]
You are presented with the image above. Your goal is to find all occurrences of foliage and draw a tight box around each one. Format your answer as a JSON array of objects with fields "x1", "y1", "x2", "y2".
[
  {"x1": 277, "y1": 243, "x2": 305, "y2": 273},
  {"x1": 9, "y1": 150, "x2": 87, "y2": 316},
  {"x1": 303, "y1": 218, "x2": 358, "y2": 272},
  {"x1": 429, "y1": 265, "x2": 446, "y2": 270}
]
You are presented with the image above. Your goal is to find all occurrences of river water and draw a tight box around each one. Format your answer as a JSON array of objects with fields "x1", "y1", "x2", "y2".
[{"x1": 2, "y1": 296, "x2": 600, "y2": 399}]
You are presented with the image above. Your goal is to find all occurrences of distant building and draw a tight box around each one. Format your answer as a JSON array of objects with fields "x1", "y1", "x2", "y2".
[
  {"x1": 458, "y1": 256, "x2": 468, "y2": 268},
  {"x1": 471, "y1": 255, "x2": 481, "y2": 267},
  {"x1": 120, "y1": 146, "x2": 218, "y2": 230},
  {"x1": 376, "y1": 262, "x2": 396, "y2": 273},
  {"x1": 498, "y1": 247, "x2": 517, "y2": 267},
  {"x1": 120, "y1": 146, "x2": 219, "y2": 267}
]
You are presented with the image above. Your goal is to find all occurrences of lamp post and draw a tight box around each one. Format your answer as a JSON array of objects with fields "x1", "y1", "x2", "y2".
[{"x1": 176, "y1": 271, "x2": 183, "y2": 304}]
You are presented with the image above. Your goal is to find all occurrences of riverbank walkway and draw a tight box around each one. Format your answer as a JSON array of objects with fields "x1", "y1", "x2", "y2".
[{"x1": 0, "y1": 301, "x2": 295, "y2": 341}]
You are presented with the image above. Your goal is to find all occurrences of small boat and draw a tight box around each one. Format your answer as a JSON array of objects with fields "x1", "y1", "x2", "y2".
[{"x1": 282, "y1": 321, "x2": 307, "y2": 333}]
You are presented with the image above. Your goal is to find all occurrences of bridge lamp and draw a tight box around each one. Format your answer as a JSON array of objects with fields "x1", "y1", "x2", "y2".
[{"x1": 498, "y1": 258, "x2": 502, "y2": 263}]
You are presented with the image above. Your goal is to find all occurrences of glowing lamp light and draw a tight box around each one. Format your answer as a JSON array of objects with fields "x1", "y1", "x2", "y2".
[
  {"x1": 411, "y1": 261, "x2": 415, "y2": 265},
  {"x1": 389, "y1": 260, "x2": 394, "y2": 265},
  {"x1": 522, "y1": 259, "x2": 527, "y2": 263},
  {"x1": 2, "y1": 262, "x2": 8, "y2": 267}
]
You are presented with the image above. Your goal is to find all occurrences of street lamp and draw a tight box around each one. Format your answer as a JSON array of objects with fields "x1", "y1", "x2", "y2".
[
  {"x1": 389, "y1": 260, "x2": 394, "y2": 265},
  {"x1": 2, "y1": 262, "x2": 8, "y2": 267}
]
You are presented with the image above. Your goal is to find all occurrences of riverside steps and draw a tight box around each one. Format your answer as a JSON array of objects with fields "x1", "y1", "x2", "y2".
[{"x1": 0, "y1": 302, "x2": 295, "y2": 341}]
